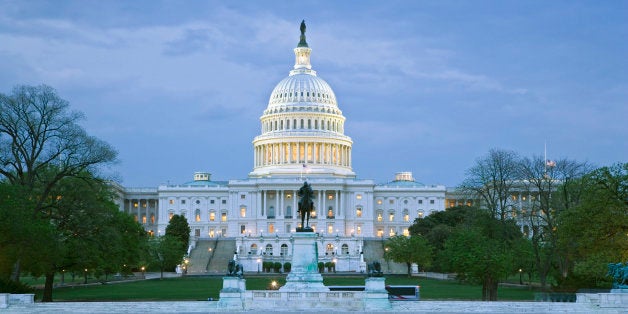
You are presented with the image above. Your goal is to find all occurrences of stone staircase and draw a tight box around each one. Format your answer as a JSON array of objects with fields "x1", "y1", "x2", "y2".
[
  {"x1": 187, "y1": 240, "x2": 216, "y2": 274},
  {"x1": 362, "y1": 239, "x2": 407, "y2": 274},
  {"x1": 204, "y1": 238, "x2": 236, "y2": 274}
]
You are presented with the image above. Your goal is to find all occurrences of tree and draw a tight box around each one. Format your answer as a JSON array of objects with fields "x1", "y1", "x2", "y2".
[
  {"x1": 0, "y1": 85, "x2": 117, "y2": 282},
  {"x1": 147, "y1": 235, "x2": 185, "y2": 279},
  {"x1": 441, "y1": 208, "x2": 524, "y2": 301},
  {"x1": 556, "y1": 163, "x2": 628, "y2": 289},
  {"x1": 165, "y1": 214, "x2": 190, "y2": 258},
  {"x1": 384, "y1": 235, "x2": 432, "y2": 277},
  {"x1": 517, "y1": 155, "x2": 591, "y2": 288},
  {"x1": 460, "y1": 149, "x2": 521, "y2": 221}
]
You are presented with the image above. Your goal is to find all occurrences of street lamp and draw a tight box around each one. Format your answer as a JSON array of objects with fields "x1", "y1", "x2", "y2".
[
  {"x1": 83, "y1": 268, "x2": 88, "y2": 284},
  {"x1": 141, "y1": 266, "x2": 146, "y2": 279},
  {"x1": 519, "y1": 268, "x2": 523, "y2": 285},
  {"x1": 257, "y1": 258, "x2": 261, "y2": 273}
]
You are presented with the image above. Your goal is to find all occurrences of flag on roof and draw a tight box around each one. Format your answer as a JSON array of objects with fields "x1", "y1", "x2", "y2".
[{"x1": 546, "y1": 160, "x2": 556, "y2": 167}]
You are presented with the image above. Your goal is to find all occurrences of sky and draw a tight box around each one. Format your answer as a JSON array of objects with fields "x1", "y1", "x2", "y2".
[{"x1": 0, "y1": 1, "x2": 626, "y2": 188}]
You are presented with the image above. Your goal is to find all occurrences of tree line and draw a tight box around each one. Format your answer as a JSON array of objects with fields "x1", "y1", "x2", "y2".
[
  {"x1": 385, "y1": 149, "x2": 628, "y2": 300},
  {"x1": 0, "y1": 85, "x2": 190, "y2": 301}
]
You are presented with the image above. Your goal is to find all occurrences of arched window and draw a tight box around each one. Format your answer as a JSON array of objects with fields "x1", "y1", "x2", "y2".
[
  {"x1": 281, "y1": 244, "x2": 288, "y2": 256},
  {"x1": 376, "y1": 210, "x2": 383, "y2": 222},
  {"x1": 355, "y1": 207, "x2": 362, "y2": 218},
  {"x1": 150, "y1": 214, "x2": 155, "y2": 224},
  {"x1": 265, "y1": 244, "x2": 273, "y2": 255},
  {"x1": 268, "y1": 206, "x2": 275, "y2": 219},
  {"x1": 240, "y1": 206, "x2": 246, "y2": 218},
  {"x1": 341, "y1": 244, "x2": 349, "y2": 255},
  {"x1": 327, "y1": 206, "x2": 334, "y2": 219},
  {"x1": 403, "y1": 209, "x2": 409, "y2": 222},
  {"x1": 250, "y1": 244, "x2": 258, "y2": 255},
  {"x1": 195, "y1": 209, "x2": 201, "y2": 222},
  {"x1": 326, "y1": 243, "x2": 334, "y2": 255}
]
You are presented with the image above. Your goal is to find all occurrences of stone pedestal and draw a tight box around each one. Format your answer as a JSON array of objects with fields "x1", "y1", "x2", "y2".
[
  {"x1": 217, "y1": 277, "x2": 246, "y2": 309},
  {"x1": 364, "y1": 277, "x2": 392, "y2": 310},
  {"x1": 280, "y1": 232, "x2": 329, "y2": 291},
  {"x1": 0, "y1": 294, "x2": 8, "y2": 309}
]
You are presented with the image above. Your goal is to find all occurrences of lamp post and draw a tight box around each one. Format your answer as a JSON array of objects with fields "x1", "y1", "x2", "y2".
[
  {"x1": 141, "y1": 266, "x2": 146, "y2": 279},
  {"x1": 83, "y1": 268, "x2": 88, "y2": 284},
  {"x1": 519, "y1": 268, "x2": 523, "y2": 285},
  {"x1": 257, "y1": 258, "x2": 261, "y2": 273}
]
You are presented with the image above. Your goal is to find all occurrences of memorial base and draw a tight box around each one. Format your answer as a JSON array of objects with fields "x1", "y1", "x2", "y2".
[{"x1": 280, "y1": 232, "x2": 328, "y2": 291}]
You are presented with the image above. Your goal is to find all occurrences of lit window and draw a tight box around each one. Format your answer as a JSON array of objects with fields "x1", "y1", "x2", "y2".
[
  {"x1": 195, "y1": 209, "x2": 201, "y2": 222},
  {"x1": 240, "y1": 225, "x2": 246, "y2": 234},
  {"x1": 142, "y1": 202, "x2": 147, "y2": 208},
  {"x1": 377, "y1": 211, "x2": 383, "y2": 222},
  {"x1": 403, "y1": 210, "x2": 409, "y2": 222},
  {"x1": 449, "y1": 201, "x2": 455, "y2": 208},
  {"x1": 150, "y1": 214, "x2": 155, "y2": 224},
  {"x1": 250, "y1": 244, "x2": 257, "y2": 255},
  {"x1": 209, "y1": 212, "x2": 215, "y2": 222},
  {"x1": 356, "y1": 207, "x2": 362, "y2": 218},
  {"x1": 141, "y1": 215, "x2": 147, "y2": 224},
  {"x1": 268, "y1": 223, "x2": 274, "y2": 234},
  {"x1": 326, "y1": 243, "x2": 334, "y2": 254},
  {"x1": 327, "y1": 206, "x2": 334, "y2": 218},
  {"x1": 403, "y1": 228, "x2": 409, "y2": 236},
  {"x1": 327, "y1": 224, "x2": 333, "y2": 234},
  {"x1": 357, "y1": 225, "x2": 362, "y2": 235},
  {"x1": 389, "y1": 212, "x2": 394, "y2": 222},
  {"x1": 168, "y1": 212, "x2": 174, "y2": 220},
  {"x1": 328, "y1": 194, "x2": 334, "y2": 200},
  {"x1": 356, "y1": 194, "x2": 362, "y2": 200},
  {"x1": 377, "y1": 229, "x2": 384, "y2": 237},
  {"x1": 221, "y1": 212, "x2": 227, "y2": 222},
  {"x1": 240, "y1": 206, "x2": 246, "y2": 218},
  {"x1": 169, "y1": 199, "x2": 174, "y2": 205},
  {"x1": 389, "y1": 228, "x2": 395, "y2": 236},
  {"x1": 209, "y1": 228, "x2": 215, "y2": 237},
  {"x1": 418, "y1": 210, "x2": 424, "y2": 218},
  {"x1": 133, "y1": 202, "x2": 138, "y2": 208},
  {"x1": 377, "y1": 199, "x2": 382, "y2": 205}
]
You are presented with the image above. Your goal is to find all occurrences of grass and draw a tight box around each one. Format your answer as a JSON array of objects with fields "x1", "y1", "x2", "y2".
[{"x1": 34, "y1": 274, "x2": 539, "y2": 302}]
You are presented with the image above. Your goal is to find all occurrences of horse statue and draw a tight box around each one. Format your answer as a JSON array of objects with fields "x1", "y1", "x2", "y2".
[
  {"x1": 608, "y1": 262, "x2": 628, "y2": 289},
  {"x1": 367, "y1": 261, "x2": 383, "y2": 277},
  {"x1": 297, "y1": 181, "x2": 314, "y2": 232},
  {"x1": 227, "y1": 259, "x2": 244, "y2": 278}
]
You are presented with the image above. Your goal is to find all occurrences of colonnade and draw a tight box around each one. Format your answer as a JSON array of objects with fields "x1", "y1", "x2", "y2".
[{"x1": 254, "y1": 141, "x2": 351, "y2": 168}]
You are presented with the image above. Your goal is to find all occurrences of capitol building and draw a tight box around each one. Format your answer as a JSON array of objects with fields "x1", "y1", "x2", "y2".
[{"x1": 115, "y1": 22, "x2": 468, "y2": 273}]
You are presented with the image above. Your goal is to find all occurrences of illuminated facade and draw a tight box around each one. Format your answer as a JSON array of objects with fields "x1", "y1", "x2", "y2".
[{"x1": 116, "y1": 23, "x2": 447, "y2": 272}]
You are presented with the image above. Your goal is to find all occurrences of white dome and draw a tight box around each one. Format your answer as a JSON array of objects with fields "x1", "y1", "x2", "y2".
[{"x1": 268, "y1": 73, "x2": 338, "y2": 110}]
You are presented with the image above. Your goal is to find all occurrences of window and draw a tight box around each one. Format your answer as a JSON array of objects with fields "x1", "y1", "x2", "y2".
[
  {"x1": 341, "y1": 244, "x2": 349, "y2": 255},
  {"x1": 141, "y1": 215, "x2": 147, "y2": 224},
  {"x1": 377, "y1": 199, "x2": 382, "y2": 205},
  {"x1": 404, "y1": 199, "x2": 408, "y2": 204},
  {"x1": 418, "y1": 199, "x2": 423, "y2": 204},
  {"x1": 181, "y1": 200, "x2": 186, "y2": 204},
  {"x1": 389, "y1": 212, "x2": 394, "y2": 222},
  {"x1": 265, "y1": 244, "x2": 273, "y2": 255},
  {"x1": 285, "y1": 206, "x2": 292, "y2": 218},
  {"x1": 169, "y1": 199, "x2": 174, "y2": 205},
  {"x1": 168, "y1": 212, "x2": 174, "y2": 220},
  {"x1": 241, "y1": 194, "x2": 246, "y2": 199},
  {"x1": 210, "y1": 200, "x2": 215, "y2": 204},
  {"x1": 268, "y1": 206, "x2": 275, "y2": 219},
  {"x1": 389, "y1": 199, "x2": 394, "y2": 204},
  {"x1": 240, "y1": 206, "x2": 246, "y2": 218},
  {"x1": 281, "y1": 244, "x2": 288, "y2": 256},
  {"x1": 403, "y1": 209, "x2": 409, "y2": 222},
  {"x1": 209, "y1": 228, "x2": 215, "y2": 238},
  {"x1": 430, "y1": 199, "x2": 435, "y2": 204},
  {"x1": 221, "y1": 212, "x2": 227, "y2": 222},
  {"x1": 150, "y1": 214, "x2": 155, "y2": 224},
  {"x1": 133, "y1": 202, "x2": 138, "y2": 208},
  {"x1": 403, "y1": 228, "x2": 409, "y2": 236},
  {"x1": 209, "y1": 211, "x2": 215, "y2": 222},
  {"x1": 195, "y1": 200, "x2": 200, "y2": 205},
  {"x1": 328, "y1": 194, "x2": 334, "y2": 200},
  {"x1": 389, "y1": 228, "x2": 396, "y2": 236},
  {"x1": 195, "y1": 209, "x2": 201, "y2": 222},
  {"x1": 449, "y1": 200, "x2": 455, "y2": 208},
  {"x1": 377, "y1": 210, "x2": 383, "y2": 222},
  {"x1": 250, "y1": 244, "x2": 258, "y2": 255},
  {"x1": 377, "y1": 229, "x2": 384, "y2": 237},
  {"x1": 326, "y1": 243, "x2": 334, "y2": 255},
  {"x1": 356, "y1": 225, "x2": 362, "y2": 235},
  {"x1": 356, "y1": 207, "x2": 362, "y2": 218},
  {"x1": 356, "y1": 194, "x2": 362, "y2": 200},
  {"x1": 327, "y1": 223, "x2": 333, "y2": 234},
  {"x1": 240, "y1": 225, "x2": 246, "y2": 234},
  {"x1": 195, "y1": 229, "x2": 200, "y2": 237},
  {"x1": 222, "y1": 200, "x2": 227, "y2": 204},
  {"x1": 268, "y1": 223, "x2": 274, "y2": 234},
  {"x1": 327, "y1": 206, "x2": 334, "y2": 219},
  {"x1": 418, "y1": 210, "x2": 424, "y2": 218}
]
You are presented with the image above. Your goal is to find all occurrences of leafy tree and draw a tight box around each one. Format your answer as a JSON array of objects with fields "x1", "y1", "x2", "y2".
[
  {"x1": 459, "y1": 149, "x2": 521, "y2": 221},
  {"x1": 518, "y1": 156, "x2": 591, "y2": 288},
  {"x1": 384, "y1": 235, "x2": 432, "y2": 277},
  {"x1": 556, "y1": 163, "x2": 628, "y2": 289},
  {"x1": 0, "y1": 85, "x2": 117, "y2": 282},
  {"x1": 147, "y1": 235, "x2": 185, "y2": 279},
  {"x1": 165, "y1": 214, "x2": 190, "y2": 253},
  {"x1": 442, "y1": 208, "x2": 524, "y2": 301}
]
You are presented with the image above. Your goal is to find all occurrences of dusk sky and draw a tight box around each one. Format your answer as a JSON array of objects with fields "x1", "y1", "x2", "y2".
[{"x1": 1, "y1": 1, "x2": 626, "y2": 187}]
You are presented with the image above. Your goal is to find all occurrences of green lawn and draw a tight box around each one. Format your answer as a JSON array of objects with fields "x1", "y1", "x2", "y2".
[{"x1": 36, "y1": 274, "x2": 538, "y2": 302}]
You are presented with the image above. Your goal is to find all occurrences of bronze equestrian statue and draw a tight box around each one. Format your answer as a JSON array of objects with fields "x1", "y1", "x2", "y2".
[{"x1": 297, "y1": 181, "x2": 314, "y2": 232}]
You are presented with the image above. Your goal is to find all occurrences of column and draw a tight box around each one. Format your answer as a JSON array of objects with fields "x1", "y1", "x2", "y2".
[{"x1": 262, "y1": 190, "x2": 266, "y2": 217}]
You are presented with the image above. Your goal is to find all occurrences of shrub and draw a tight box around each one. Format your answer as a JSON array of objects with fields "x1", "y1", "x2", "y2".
[
  {"x1": 318, "y1": 262, "x2": 325, "y2": 273},
  {"x1": 283, "y1": 262, "x2": 291, "y2": 272},
  {"x1": 273, "y1": 262, "x2": 282, "y2": 273},
  {"x1": 0, "y1": 279, "x2": 33, "y2": 294}
]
